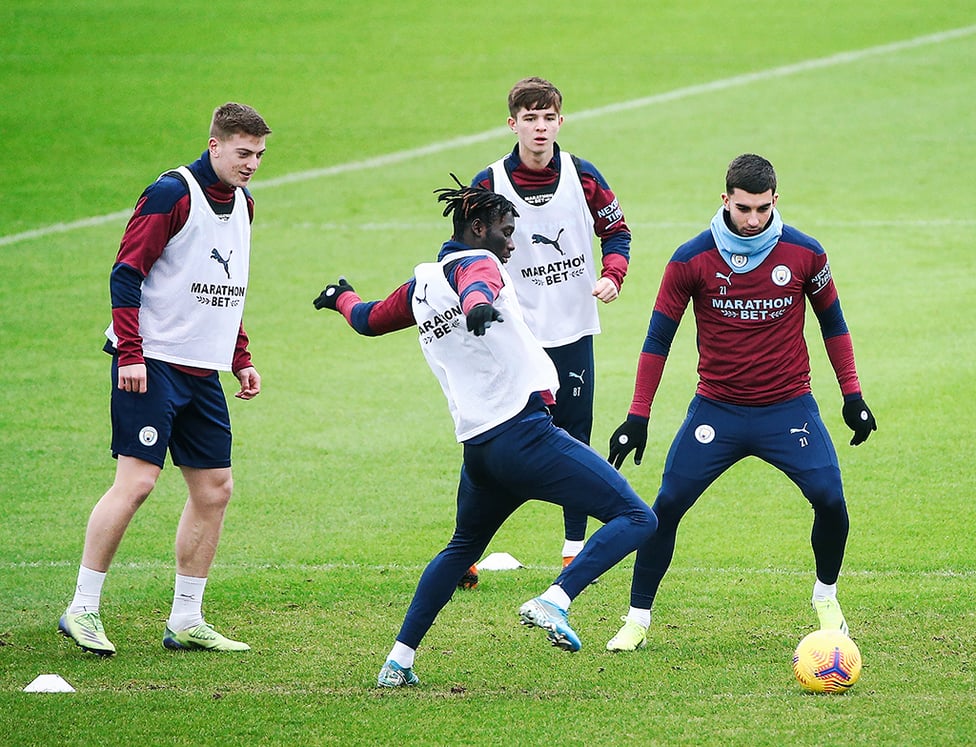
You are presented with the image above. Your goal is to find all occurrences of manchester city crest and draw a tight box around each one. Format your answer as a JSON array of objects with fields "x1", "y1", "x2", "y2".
[{"x1": 771, "y1": 265, "x2": 792, "y2": 286}]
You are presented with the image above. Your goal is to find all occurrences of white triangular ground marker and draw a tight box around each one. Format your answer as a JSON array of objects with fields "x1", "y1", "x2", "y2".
[
  {"x1": 477, "y1": 552, "x2": 523, "y2": 570},
  {"x1": 23, "y1": 674, "x2": 75, "y2": 693}
]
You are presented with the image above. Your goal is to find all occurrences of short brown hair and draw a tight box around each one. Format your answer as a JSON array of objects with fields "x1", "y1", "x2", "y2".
[
  {"x1": 210, "y1": 102, "x2": 272, "y2": 140},
  {"x1": 507, "y1": 77, "x2": 562, "y2": 117}
]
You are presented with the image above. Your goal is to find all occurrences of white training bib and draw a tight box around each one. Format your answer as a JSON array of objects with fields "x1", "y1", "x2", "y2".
[
  {"x1": 106, "y1": 166, "x2": 251, "y2": 370},
  {"x1": 490, "y1": 151, "x2": 599, "y2": 346},
  {"x1": 413, "y1": 249, "x2": 558, "y2": 441}
]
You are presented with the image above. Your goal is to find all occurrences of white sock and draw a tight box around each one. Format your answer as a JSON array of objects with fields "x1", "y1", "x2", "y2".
[
  {"x1": 68, "y1": 566, "x2": 107, "y2": 614},
  {"x1": 167, "y1": 574, "x2": 207, "y2": 631},
  {"x1": 389, "y1": 641, "x2": 416, "y2": 668},
  {"x1": 813, "y1": 580, "x2": 838, "y2": 601},
  {"x1": 626, "y1": 607, "x2": 651, "y2": 629},
  {"x1": 540, "y1": 584, "x2": 571, "y2": 611},
  {"x1": 561, "y1": 539, "x2": 585, "y2": 558}
]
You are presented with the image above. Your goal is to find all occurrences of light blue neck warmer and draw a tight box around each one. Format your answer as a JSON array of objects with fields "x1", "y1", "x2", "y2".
[{"x1": 710, "y1": 206, "x2": 783, "y2": 273}]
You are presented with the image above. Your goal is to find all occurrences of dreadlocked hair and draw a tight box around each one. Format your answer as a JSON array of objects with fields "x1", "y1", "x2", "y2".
[{"x1": 434, "y1": 173, "x2": 518, "y2": 237}]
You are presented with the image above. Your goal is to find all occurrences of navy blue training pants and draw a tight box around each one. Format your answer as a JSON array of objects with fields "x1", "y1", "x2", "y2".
[
  {"x1": 395, "y1": 408, "x2": 656, "y2": 649},
  {"x1": 630, "y1": 393, "x2": 848, "y2": 610},
  {"x1": 545, "y1": 335, "x2": 596, "y2": 542}
]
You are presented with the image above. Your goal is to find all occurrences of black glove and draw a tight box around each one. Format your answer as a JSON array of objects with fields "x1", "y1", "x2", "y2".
[
  {"x1": 313, "y1": 277, "x2": 355, "y2": 311},
  {"x1": 466, "y1": 303, "x2": 503, "y2": 336},
  {"x1": 842, "y1": 397, "x2": 877, "y2": 446},
  {"x1": 608, "y1": 417, "x2": 648, "y2": 469}
]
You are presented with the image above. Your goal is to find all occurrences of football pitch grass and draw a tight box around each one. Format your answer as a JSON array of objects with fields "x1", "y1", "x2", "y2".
[{"x1": 2, "y1": 2, "x2": 975, "y2": 745}]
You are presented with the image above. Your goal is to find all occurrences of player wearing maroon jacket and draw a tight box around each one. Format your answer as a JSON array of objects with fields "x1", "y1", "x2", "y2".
[
  {"x1": 605, "y1": 154, "x2": 877, "y2": 652},
  {"x1": 469, "y1": 77, "x2": 632, "y2": 576},
  {"x1": 59, "y1": 103, "x2": 270, "y2": 657}
]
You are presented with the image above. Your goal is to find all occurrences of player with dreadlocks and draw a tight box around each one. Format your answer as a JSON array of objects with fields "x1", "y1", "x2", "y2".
[{"x1": 314, "y1": 178, "x2": 656, "y2": 688}]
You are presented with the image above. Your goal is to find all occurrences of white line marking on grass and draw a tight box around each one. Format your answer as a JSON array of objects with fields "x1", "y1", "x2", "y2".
[
  {"x1": 0, "y1": 210, "x2": 134, "y2": 247},
  {"x1": 565, "y1": 24, "x2": 976, "y2": 124},
  {"x1": 2, "y1": 24, "x2": 974, "y2": 249}
]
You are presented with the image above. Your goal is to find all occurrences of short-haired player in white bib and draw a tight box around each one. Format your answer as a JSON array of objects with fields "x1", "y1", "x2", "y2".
[{"x1": 59, "y1": 103, "x2": 271, "y2": 657}]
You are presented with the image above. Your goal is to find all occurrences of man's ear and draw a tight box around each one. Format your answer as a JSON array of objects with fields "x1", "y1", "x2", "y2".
[{"x1": 469, "y1": 217, "x2": 487, "y2": 240}]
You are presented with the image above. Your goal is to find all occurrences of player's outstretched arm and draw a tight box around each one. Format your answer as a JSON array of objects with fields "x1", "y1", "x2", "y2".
[{"x1": 313, "y1": 276, "x2": 417, "y2": 337}]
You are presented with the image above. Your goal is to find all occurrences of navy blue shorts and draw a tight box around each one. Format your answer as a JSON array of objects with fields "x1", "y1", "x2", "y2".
[
  {"x1": 109, "y1": 357, "x2": 232, "y2": 469},
  {"x1": 665, "y1": 393, "x2": 840, "y2": 485}
]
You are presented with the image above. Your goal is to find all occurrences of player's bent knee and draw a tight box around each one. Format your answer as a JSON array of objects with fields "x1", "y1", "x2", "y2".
[
  {"x1": 208, "y1": 478, "x2": 234, "y2": 509},
  {"x1": 109, "y1": 475, "x2": 158, "y2": 509},
  {"x1": 631, "y1": 509, "x2": 658, "y2": 544}
]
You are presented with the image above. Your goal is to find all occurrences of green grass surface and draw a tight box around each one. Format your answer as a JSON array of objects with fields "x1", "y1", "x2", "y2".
[{"x1": 2, "y1": 2, "x2": 975, "y2": 745}]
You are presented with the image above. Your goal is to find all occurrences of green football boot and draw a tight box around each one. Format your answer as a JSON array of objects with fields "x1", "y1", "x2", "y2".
[
  {"x1": 163, "y1": 622, "x2": 250, "y2": 652},
  {"x1": 59, "y1": 611, "x2": 116, "y2": 656},
  {"x1": 606, "y1": 617, "x2": 648, "y2": 652},
  {"x1": 812, "y1": 597, "x2": 849, "y2": 636}
]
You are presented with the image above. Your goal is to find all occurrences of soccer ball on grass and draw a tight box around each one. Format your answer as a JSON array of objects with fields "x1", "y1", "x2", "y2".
[{"x1": 792, "y1": 629, "x2": 862, "y2": 694}]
